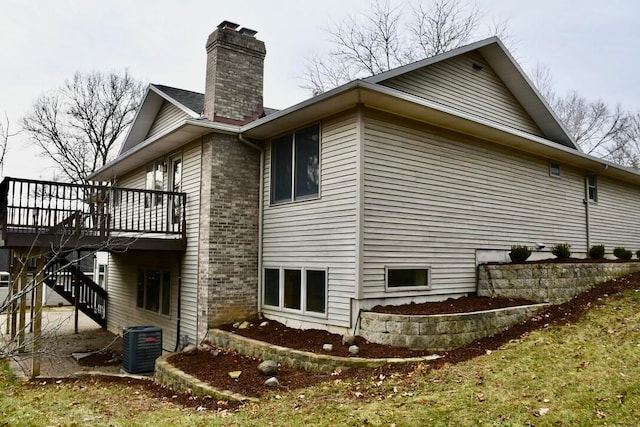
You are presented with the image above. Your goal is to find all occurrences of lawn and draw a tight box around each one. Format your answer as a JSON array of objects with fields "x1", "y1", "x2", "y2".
[{"x1": 2, "y1": 288, "x2": 640, "y2": 426}]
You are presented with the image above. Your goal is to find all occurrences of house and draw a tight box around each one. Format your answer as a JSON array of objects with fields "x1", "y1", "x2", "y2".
[{"x1": 3, "y1": 21, "x2": 640, "y2": 351}]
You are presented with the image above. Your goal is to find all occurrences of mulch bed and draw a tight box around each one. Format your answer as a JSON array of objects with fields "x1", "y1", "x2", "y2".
[
  {"x1": 491, "y1": 257, "x2": 640, "y2": 265},
  {"x1": 59, "y1": 272, "x2": 640, "y2": 407},
  {"x1": 371, "y1": 295, "x2": 536, "y2": 315},
  {"x1": 76, "y1": 350, "x2": 121, "y2": 367}
]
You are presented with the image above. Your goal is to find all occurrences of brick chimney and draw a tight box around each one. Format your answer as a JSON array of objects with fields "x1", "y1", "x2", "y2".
[{"x1": 203, "y1": 21, "x2": 266, "y2": 124}]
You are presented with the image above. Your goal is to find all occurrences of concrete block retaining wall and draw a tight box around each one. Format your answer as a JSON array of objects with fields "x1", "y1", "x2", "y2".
[
  {"x1": 359, "y1": 304, "x2": 547, "y2": 351},
  {"x1": 478, "y1": 262, "x2": 640, "y2": 303},
  {"x1": 207, "y1": 329, "x2": 438, "y2": 373}
]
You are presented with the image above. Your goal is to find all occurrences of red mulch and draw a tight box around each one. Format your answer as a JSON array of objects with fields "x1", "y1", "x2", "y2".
[{"x1": 491, "y1": 257, "x2": 640, "y2": 265}]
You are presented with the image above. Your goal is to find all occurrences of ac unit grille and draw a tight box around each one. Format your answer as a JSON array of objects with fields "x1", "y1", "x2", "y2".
[{"x1": 122, "y1": 326, "x2": 162, "y2": 375}]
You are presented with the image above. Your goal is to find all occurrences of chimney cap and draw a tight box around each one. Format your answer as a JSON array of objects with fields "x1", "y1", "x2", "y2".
[
  {"x1": 218, "y1": 20, "x2": 240, "y2": 30},
  {"x1": 238, "y1": 27, "x2": 258, "y2": 37}
]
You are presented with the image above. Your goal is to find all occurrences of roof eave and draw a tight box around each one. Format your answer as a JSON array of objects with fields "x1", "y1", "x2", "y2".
[{"x1": 89, "y1": 119, "x2": 240, "y2": 181}]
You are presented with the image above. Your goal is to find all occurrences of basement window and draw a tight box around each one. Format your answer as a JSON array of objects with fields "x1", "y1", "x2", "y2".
[
  {"x1": 263, "y1": 267, "x2": 326, "y2": 315},
  {"x1": 137, "y1": 269, "x2": 170, "y2": 315},
  {"x1": 271, "y1": 124, "x2": 320, "y2": 203},
  {"x1": 386, "y1": 267, "x2": 431, "y2": 291}
]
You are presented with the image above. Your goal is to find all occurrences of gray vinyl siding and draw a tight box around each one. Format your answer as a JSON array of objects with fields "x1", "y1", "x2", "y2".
[
  {"x1": 262, "y1": 114, "x2": 358, "y2": 328},
  {"x1": 106, "y1": 139, "x2": 201, "y2": 347},
  {"x1": 589, "y1": 176, "x2": 640, "y2": 251},
  {"x1": 106, "y1": 251, "x2": 180, "y2": 352},
  {"x1": 362, "y1": 112, "x2": 587, "y2": 297},
  {"x1": 146, "y1": 101, "x2": 189, "y2": 139},
  {"x1": 379, "y1": 51, "x2": 544, "y2": 137}
]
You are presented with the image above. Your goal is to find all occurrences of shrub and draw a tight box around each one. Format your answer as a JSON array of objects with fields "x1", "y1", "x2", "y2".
[
  {"x1": 613, "y1": 247, "x2": 633, "y2": 260},
  {"x1": 589, "y1": 245, "x2": 605, "y2": 259},
  {"x1": 551, "y1": 243, "x2": 571, "y2": 259},
  {"x1": 636, "y1": 250, "x2": 640, "y2": 259},
  {"x1": 509, "y1": 245, "x2": 532, "y2": 262}
]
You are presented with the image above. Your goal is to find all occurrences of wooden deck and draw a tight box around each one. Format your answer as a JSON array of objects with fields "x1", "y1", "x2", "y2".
[{"x1": 0, "y1": 178, "x2": 187, "y2": 252}]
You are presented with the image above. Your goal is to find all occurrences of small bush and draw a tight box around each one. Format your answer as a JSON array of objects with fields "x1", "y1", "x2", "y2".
[
  {"x1": 551, "y1": 243, "x2": 571, "y2": 259},
  {"x1": 636, "y1": 250, "x2": 640, "y2": 259},
  {"x1": 613, "y1": 246, "x2": 633, "y2": 260},
  {"x1": 589, "y1": 245, "x2": 605, "y2": 259},
  {"x1": 509, "y1": 245, "x2": 532, "y2": 262}
]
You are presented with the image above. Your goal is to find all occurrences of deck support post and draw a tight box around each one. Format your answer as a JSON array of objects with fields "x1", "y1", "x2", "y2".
[
  {"x1": 17, "y1": 253, "x2": 27, "y2": 352},
  {"x1": 9, "y1": 253, "x2": 19, "y2": 339},
  {"x1": 74, "y1": 250, "x2": 80, "y2": 334},
  {"x1": 32, "y1": 252, "x2": 43, "y2": 377}
]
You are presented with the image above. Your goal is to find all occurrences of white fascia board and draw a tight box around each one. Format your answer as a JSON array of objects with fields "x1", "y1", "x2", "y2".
[
  {"x1": 358, "y1": 81, "x2": 640, "y2": 184},
  {"x1": 89, "y1": 119, "x2": 239, "y2": 181},
  {"x1": 149, "y1": 84, "x2": 201, "y2": 118},
  {"x1": 364, "y1": 37, "x2": 500, "y2": 84}
]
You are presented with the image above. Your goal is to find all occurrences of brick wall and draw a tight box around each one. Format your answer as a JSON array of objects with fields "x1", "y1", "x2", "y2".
[
  {"x1": 199, "y1": 133, "x2": 261, "y2": 327},
  {"x1": 203, "y1": 26, "x2": 266, "y2": 123}
]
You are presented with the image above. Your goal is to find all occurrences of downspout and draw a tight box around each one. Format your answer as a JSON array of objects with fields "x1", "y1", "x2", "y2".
[
  {"x1": 174, "y1": 254, "x2": 183, "y2": 351},
  {"x1": 584, "y1": 164, "x2": 609, "y2": 252},
  {"x1": 238, "y1": 133, "x2": 264, "y2": 315},
  {"x1": 584, "y1": 175, "x2": 591, "y2": 251}
]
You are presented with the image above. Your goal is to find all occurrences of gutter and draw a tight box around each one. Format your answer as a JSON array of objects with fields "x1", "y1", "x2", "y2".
[{"x1": 238, "y1": 133, "x2": 264, "y2": 315}]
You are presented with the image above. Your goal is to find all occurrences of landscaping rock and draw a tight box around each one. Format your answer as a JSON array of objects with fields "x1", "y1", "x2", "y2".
[
  {"x1": 199, "y1": 344, "x2": 212, "y2": 352},
  {"x1": 257, "y1": 360, "x2": 278, "y2": 376},
  {"x1": 210, "y1": 349, "x2": 220, "y2": 357},
  {"x1": 322, "y1": 343, "x2": 333, "y2": 352},
  {"x1": 348, "y1": 345, "x2": 360, "y2": 356},
  {"x1": 232, "y1": 322, "x2": 240, "y2": 329},
  {"x1": 265, "y1": 377, "x2": 280, "y2": 387},
  {"x1": 182, "y1": 344, "x2": 198, "y2": 355},
  {"x1": 228, "y1": 371, "x2": 242, "y2": 379},
  {"x1": 342, "y1": 335, "x2": 356, "y2": 346},
  {"x1": 238, "y1": 321, "x2": 251, "y2": 329},
  {"x1": 259, "y1": 321, "x2": 269, "y2": 327}
]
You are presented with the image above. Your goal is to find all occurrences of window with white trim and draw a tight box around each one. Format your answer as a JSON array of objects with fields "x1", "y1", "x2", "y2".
[
  {"x1": 136, "y1": 269, "x2": 170, "y2": 315},
  {"x1": 549, "y1": 161, "x2": 561, "y2": 177},
  {"x1": 263, "y1": 267, "x2": 326, "y2": 314},
  {"x1": 271, "y1": 124, "x2": 320, "y2": 203},
  {"x1": 386, "y1": 267, "x2": 431, "y2": 291},
  {"x1": 588, "y1": 176, "x2": 597, "y2": 202},
  {"x1": 145, "y1": 160, "x2": 165, "y2": 208}
]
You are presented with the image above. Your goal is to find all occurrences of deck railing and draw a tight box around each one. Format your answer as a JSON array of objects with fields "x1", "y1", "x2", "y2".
[{"x1": 0, "y1": 177, "x2": 186, "y2": 244}]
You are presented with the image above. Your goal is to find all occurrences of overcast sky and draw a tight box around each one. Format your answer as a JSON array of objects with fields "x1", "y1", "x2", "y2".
[{"x1": 1, "y1": 0, "x2": 638, "y2": 180}]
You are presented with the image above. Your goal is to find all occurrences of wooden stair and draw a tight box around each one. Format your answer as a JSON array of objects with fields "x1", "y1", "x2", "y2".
[{"x1": 43, "y1": 255, "x2": 107, "y2": 328}]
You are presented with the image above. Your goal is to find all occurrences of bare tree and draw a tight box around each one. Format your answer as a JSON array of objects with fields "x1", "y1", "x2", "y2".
[
  {"x1": 22, "y1": 71, "x2": 144, "y2": 185},
  {"x1": 530, "y1": 63, "x2": 639, "y2": 168},
  {"x1": 302, "y1": 0, "x2": 508, "y2": 94},
  {"x1": 0, "y1": 113, "x2": 16, "y2": 175}
]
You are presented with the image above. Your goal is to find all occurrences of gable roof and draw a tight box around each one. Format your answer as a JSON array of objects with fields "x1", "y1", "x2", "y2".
[
  {"x1": 365, "y1": 37, "x2": 578, "y2": 150},
  {"x1": 152, "y1": 84, "x2": 205, "y2": 116}
]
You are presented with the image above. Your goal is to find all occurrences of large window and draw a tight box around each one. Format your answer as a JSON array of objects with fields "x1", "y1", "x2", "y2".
[
  {"x1": 386, "y1": 267, "x2": 430, "y2": 291},
  {"x1": 145, "y1": 160, "x2": 165, "y2": 208},
  {"x1": 271, "y1": 124, "x2": 320, "y2": 203},
  {"x1": 263, "y1": 267, "x2": 326, "y2": 315},
  {"x1": 137, "y1": 269, "x2": 170, "y2": 315}
]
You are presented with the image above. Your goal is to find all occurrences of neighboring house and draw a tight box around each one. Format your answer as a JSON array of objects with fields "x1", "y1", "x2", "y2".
[{"x1": 2, "y1": 21, "x2": 640, "y2": 351}]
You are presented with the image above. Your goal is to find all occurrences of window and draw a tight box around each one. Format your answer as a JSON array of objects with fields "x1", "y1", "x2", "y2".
[
  {"x1": 169, "y1": 156, "x2": 183, "y2": 224},
  {"x1": 97, "y1": 264, "x2": 107, "y2": 288},
  {"x1": 588, "y1": 176, "x2": 597, "y2": 202},
  {"x1": 263, "y1": 267, "x2": 326, "y2": 314},
  {"x1": 0, "y1": 272, "x2": 9, "y2": 288},
  {"x1": 271, "y1": 124, "x2": 320, "y2": 203},
  {"x1": 386, "y1": 267, "x2": 430, "y2": 291},
  {"x1": 549, "y1": 161, "x2": 561, "y2": 177},
  {"x1": 145, "y1": 160, "x2": 165, "y2": 208},
  {"x1": 137, "y1": 269, "x2": 170, "y2": 315}
]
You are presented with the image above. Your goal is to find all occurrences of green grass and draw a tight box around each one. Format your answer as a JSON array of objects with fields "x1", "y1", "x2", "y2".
[{"x1": 2, "y1": 289, "x2": 640, "y2": 426}]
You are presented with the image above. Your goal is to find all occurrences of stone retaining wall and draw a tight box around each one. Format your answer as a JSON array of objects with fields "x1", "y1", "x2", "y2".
[
  {"x1": 155, "y1": 354, "x2": 256, "y2": 402},
  {"x1": 359, "y1": 304, "x2": 547, "y2": 351},
  {"x1": 478, "y1": 262, "x2": 640, "y2": 303},
  {"x1": 207, "y1": 329, "x2": 439, "y2": 373}
]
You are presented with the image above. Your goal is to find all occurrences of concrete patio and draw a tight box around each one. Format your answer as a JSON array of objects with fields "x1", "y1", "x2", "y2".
[{"x1": 0, "y1": 306, "x2": 122, "y2": 377}]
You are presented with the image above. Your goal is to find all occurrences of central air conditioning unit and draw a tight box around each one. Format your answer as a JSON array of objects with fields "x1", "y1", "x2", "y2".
[{"x1": 122, "y1": 326, "x2": 162, "y2": 375}]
